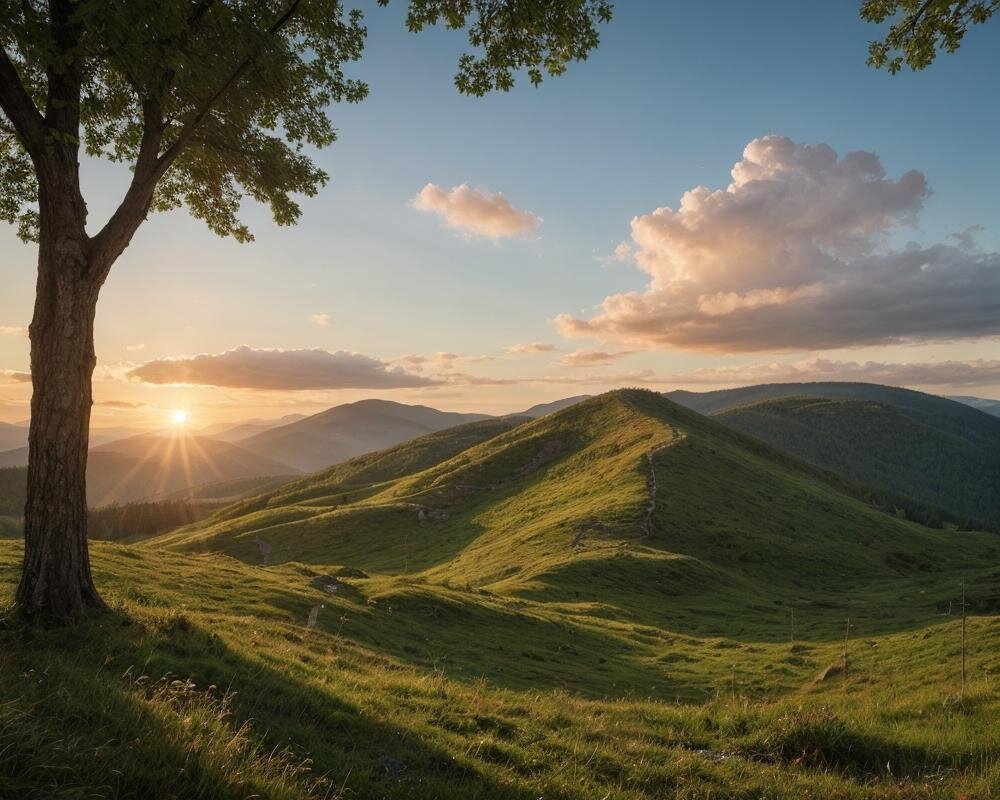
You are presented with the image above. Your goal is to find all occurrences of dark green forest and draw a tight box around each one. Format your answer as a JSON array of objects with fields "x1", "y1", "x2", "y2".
[{"x1": 717, "y1": 396, "x2": 1000, "y2": 531}]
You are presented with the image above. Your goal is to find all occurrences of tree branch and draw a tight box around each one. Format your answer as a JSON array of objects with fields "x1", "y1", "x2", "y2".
[
  {"x1": 155, "y1": 0, "x2": 303, "y2": 173},
  {"x1": 88, "y1": 97, "x2": 164, "y2": 275},
  {"x1": 0, "y1": 47, "x2": 46, "y2": 160},
  {"x1": 90, "y1": 0, "x2": 303, "y2": 275}
]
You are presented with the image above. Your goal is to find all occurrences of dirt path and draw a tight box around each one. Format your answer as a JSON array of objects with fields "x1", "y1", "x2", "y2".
[{"x1": 639, "y1": 427, "x2": 683, "y2": 538}]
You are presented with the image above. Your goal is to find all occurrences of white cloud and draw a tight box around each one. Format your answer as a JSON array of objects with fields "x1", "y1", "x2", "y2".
[
  {"x1": 0, "y1": 325, "x2": 27, "y2": 337},
  {"x1": 557, "y1": 135, "x2": 1000, "y2": 352},
  {"x1": 309, "y1": 313, "x2": 332, "y2": 327},
  {"x1": 127, "y1": 346, "x2": 438, "y2": 391},
  {"x1": 411, "y1": 183, "x2": 541, "y2": 240},
  {"x1": 125, "y1": 343, "x2": 145, "y2": 352}
]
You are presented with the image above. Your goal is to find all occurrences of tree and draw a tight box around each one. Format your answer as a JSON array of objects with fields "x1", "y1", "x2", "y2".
[
  {"x1": 0, "y1": 0, "x2": 613, "y2": 620},
  {"x1": 862, "y1": 0, "x2": 998, "y2": 72}
]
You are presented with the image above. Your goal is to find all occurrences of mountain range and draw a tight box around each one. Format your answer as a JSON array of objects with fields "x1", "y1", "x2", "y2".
[{"x1": 1, "y1": 385, "x2": 999, "y2": 526}]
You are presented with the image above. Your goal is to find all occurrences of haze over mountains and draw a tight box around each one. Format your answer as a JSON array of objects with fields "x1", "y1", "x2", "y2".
[
  {"x1": 0, "y1": 385, "x2": 998, "y2": 527},
  {"x1": 949, "y1": 395, "x2": 1000, "y2": 418},
  {"x1": 236, "y1": 399, "x2": 494, "y2": 472}
]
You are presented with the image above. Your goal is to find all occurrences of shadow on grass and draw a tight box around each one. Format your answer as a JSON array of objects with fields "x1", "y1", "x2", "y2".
[{"x1": 0, "y1": 607, "x2": 548, "y2": 800}]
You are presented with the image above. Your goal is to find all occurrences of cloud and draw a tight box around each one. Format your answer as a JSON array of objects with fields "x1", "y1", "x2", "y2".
[
  {"x1": 127, "y1": 346, "x2": 438, "y2": 391},
  {"x1": 665, "y1": 357, "x2": 1000, "y2": 388},
  {"x1": 309, "y1": 313, "x2": 332, "y2": 327},
  {"x1": 125, "y1": 343, "x2": 145, "y2": 352},
  {"x1": 950, "y1": 225, "x2": 984, "y2": 251},
  {"x1": 558, "y1": 348, "x2": 636, "y2": 367},
  {"x1": 411, "y1": 183, "x2": 541, "y2": 239},
  {"x1": 394, "y1": 352, "x2": 495, "y2": 372},
  {"x1": 557, "y1": 135, "x2": 1000, "y2": 352},
  {"x1": 504, "y1": 342, "x2": 558, "y2": 355},
  {"x1": 0, "y1": 325, "x2": 27, "y2": 337},
  {"x1": 1, "y1": 370, "x2": 30, "y2": 382},
  {"x1": 95, "y1": 399, "x2": 144, "y2": 408}
]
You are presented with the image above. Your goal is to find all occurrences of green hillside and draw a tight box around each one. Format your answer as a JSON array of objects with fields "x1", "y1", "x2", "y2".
[
  {"x1": 2, "y1": 391, "x2": 997, "y2": 799},
  {"x1": 669, "y1": 383, "x2": 1000, "y2": 531}
]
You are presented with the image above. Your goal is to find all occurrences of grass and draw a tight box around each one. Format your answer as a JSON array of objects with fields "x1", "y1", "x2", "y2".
[{"x1": 1, "y1": 390, "x2": 997, "y2": 798}]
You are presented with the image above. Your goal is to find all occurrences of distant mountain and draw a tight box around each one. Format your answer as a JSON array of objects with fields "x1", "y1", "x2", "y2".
[
  {"x1": 0, "y1": 422, "x2": 27, "y2": 453},
  {"x1": 238, "y1": 399, "x2": 492, "y2": 472},
  {"x1": 86, "y1": 434, "x2": 299, "y2": 505},
  {"x1": 0, "y1": 424, "x2": 148, "y2": 467},
  {"x1": 948, "y1": 395, "x2": 1000, "y2": 418},
  {"x1": 516, "y1": 395, "x2": 592, "y2": 418},
  {"x1": 0, "y1": 447, "x2": 26, "y2": 468},
  {"x1": 669, "y1": 383, "x2": 1000, "y2": 530},
  {"x1": 199, "y1": 413, "x2": 309, "y2": 443}
]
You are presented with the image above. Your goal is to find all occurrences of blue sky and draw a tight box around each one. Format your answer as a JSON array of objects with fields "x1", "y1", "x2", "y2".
[{"x1": 1, "y1": 1, "x2": 998, "y2": 424}]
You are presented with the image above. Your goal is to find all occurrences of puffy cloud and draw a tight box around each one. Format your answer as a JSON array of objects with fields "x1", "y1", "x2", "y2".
[
  {"x1": 411, "y1": 183, "x2": 541, "y2": 239},
  {"x1": 1, "y1": 370, "x2": 30, "y2": 382},
  {"x1": 125, "y1": 343, "x2": 145, "y2": 352},
  {"x1": 0, "y1": 325, "x2": 27, "y2": 337},
  {"x1": 558, "y1": 348, "x2": 636, "y2": 367},
  {"x1": 309, "y1": 313, "x2": 332, "y2": 327},
  {"x1": 504, "y1": 342, "x2": 558, "y2": 355},
  {"x1": 127, "y1": 346, "x2": 438, "y2": 391},
  {"x1": 558, "y1": 135, "x2": 1000, "y2": 352},
  {"x1": 666, "y1": 357, "x2": 1000, "y2": 388}
]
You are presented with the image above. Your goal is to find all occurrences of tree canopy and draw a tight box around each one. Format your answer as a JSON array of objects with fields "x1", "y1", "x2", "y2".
[
  {"x1": 862, "y1": 0, "x2": 998, "y2": 72},
  {"x1": 0, "y1": 0, "x2": 613, "y2": 248}
]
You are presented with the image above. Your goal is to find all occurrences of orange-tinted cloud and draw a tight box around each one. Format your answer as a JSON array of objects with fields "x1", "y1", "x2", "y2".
[
  {"x1": 665, "y1": 357, "x2": 1000, "y2": 388},
  {"x1": 558, "y1": 348, "x2": 636, "y2": 367},
  {"x1": 558, "y1": 135, "x2": 1000, "y2": 352},
  {"x1": 128, "y1": 346, "x2": 438, "y2": 391},
  {"x1": 411, "y1": 183, "x2": 540, "y2": 239},
  {"x1": 504, "y1": 342, "x2": 557, "y2": 355}
]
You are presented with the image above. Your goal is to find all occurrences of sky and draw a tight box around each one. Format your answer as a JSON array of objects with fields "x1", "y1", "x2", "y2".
[{"x1": 1, "y1": 0, "x2": 999, "y2": 428}]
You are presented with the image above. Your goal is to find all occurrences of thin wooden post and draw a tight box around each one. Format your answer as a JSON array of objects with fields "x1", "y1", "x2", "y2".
[
  {"x1": 842, "y1": 616, "x2": 852, "y2": 675},
  {"x1": 961, "y1": 579, "x2": 967, "y2": 695}
]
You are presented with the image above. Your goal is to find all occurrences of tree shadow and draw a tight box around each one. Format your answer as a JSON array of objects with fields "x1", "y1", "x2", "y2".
[{"x1": 0, "y1": 606, "x2": 553, "y2": 799}]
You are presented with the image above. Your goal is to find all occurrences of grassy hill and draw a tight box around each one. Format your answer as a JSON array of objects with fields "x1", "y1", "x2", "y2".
[
  {"x1": 666, "y1": 383, "x2": 1000, "y2": 531},
  {"x1": 715, "y1": 396, "x2": 1000, "y2": 530},
  {"x1": 1, "y1": 390, "x2": 997, "y2": 798}
]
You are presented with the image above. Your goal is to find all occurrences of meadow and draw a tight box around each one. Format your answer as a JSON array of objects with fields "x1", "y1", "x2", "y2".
[{"x1": 1, "y1": 392, "x2": 997, "y2": 799}]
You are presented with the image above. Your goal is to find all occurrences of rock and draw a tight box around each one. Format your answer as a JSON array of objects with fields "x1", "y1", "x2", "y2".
[
  {"x1": 306, "y1": 603, "x2": 322, "y2": 629},
  {"x1": 333, "y1": 566, "x2": 369, "y2": 579},
  {"x1": 380, "y1": 754, "x2": 407, "y2": 776},
  {"x1": 253, "y1": 538, "x2": 272, "y2": 566},
  {"x1": 310, "y1": 575, "x2": 340, "y2": 593}
]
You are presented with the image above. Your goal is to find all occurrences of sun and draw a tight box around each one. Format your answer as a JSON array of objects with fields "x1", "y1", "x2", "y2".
[{"x1": 171, "y1": 409, "x2": 189, "y2": 426}]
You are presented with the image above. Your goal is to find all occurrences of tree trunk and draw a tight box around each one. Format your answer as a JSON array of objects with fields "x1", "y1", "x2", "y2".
[{"x1": 15, "y1": 222, "x2": 106, "y2": 619}]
